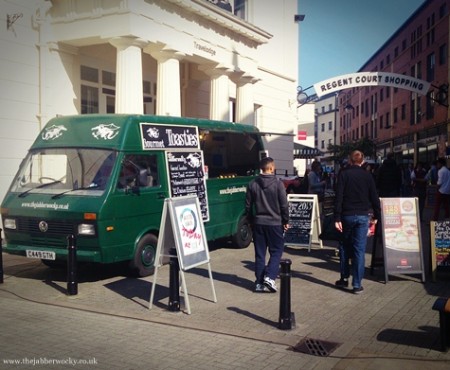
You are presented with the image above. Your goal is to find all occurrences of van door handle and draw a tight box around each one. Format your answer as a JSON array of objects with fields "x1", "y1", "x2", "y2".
[{"x1": 157, "y1": 193, "x2": 166, "y2": 199}]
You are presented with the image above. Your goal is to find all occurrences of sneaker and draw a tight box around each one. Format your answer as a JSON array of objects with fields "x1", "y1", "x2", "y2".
[
  {"x1": 335, "y1": 278, "x2": 349, "y2": 288},
  {"x1": 353, "y1": 286, "x2": 364, "y2": 294},
  {"x1": 263, "y1": 277, "x2": 277, "y2": 292},
  {"x1": 254, "y1": 283, "x2": 266, "y2": 293}
]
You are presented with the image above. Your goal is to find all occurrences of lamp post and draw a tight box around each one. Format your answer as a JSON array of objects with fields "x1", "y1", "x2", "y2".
[{"x1": 333, "y1": 93, "x2": 338, "y2": 172}]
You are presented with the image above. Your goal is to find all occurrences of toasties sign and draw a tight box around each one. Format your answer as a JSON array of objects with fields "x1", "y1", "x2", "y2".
[{"x1": 140, "y1": 123, "x2": 199, "y2": 150}]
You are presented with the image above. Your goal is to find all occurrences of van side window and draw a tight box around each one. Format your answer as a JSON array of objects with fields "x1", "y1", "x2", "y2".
[{"x1": 117, "y1": 154, "x2": 159, "y2": 189}]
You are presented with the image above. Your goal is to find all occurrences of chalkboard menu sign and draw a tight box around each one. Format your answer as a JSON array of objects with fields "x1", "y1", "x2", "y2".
[
  {"x1": 380, "y1": 197, "x2": 425, "y2": 282},
  {"x1": 166, "y1": 151, "x2": 209, "y2": 222},
  {"x1": 431, "y1": 221, "x2": 450, "y2": 281},
  {"x1": 284, "y1": 196, "x2": 315, "y2": 248}
]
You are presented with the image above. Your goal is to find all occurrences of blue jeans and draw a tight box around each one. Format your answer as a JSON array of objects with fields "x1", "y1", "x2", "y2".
[
  {"x1": 341, "y1": 215, "x2": 369, "y2": 289},
  {"x1": 253, "y1": 224, "x2": 284, "y2": 283}
]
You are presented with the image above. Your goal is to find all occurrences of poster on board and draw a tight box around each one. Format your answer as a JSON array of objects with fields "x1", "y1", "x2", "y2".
[
  {"x1": 166, "y1": 150, "x2": 209, "y2": 221},
  {"x1": 162, "y1": 196, "x2": 210, "y2": 271},
  {"x1": 430, "y1": 220, "x2": 450, "y2": 281},
  {"x1": 380, "y1": 197, "x2": 425, "y2": 282},
  {"x1": 284, "y1": 194, "x2": 322, "y2": 250}
]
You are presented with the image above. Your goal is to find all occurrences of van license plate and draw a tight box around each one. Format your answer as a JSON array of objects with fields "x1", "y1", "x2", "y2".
[{"x1": 26, "y1": 250, "x2": 56, "y2": 260}]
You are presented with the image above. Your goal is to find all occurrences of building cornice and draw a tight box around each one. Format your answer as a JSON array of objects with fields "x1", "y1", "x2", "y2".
[{"x1": 165, "y1": 0, "x2": 272, "y2": 44}]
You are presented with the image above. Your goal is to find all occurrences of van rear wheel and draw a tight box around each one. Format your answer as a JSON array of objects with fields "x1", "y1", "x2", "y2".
[
  {"x1": 232, "y1": 217, "x2": 252, "y2": 249},
  {"x1": 129, "y1": 234, "x2": 157, "y2": 277}
]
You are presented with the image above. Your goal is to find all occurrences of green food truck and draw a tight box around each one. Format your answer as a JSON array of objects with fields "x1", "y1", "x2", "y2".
[{"x1": 1, "y1": 114, "x2": 266, "y2": 276}]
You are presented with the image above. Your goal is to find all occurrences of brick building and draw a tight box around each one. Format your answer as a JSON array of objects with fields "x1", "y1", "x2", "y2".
[{"x1": 339, "y1": 0, "x2": 449, "y2": 166}]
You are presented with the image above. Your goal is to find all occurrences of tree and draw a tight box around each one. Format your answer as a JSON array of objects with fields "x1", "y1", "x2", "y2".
[{"x1": 327, "y1": 137, "x2": 375, "y2": 162}]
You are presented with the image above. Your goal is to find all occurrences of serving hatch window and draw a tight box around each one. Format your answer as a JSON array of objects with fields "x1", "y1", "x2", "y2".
[{"x1": 199, "y1": 130, "x2": 261, "y2": 178}]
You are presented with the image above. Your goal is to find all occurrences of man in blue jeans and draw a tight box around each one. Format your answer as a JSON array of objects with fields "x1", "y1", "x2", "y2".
[
  {"x1": 334, "y1": 150, "x2": 380, "y2": 294},
  {"x1": 245, "y1": 157, "x2": 289, "y2": 293}
]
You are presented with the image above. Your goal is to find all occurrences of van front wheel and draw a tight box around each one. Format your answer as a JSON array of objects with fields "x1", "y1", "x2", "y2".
[
  {"x1": 232, "y1": 217, "x2": 252, "y2": 249},
  {"x1": 129, "y1": 234, "x2": 157, "y2": 277}
]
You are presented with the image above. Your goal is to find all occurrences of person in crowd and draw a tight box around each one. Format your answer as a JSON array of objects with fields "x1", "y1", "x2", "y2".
[
  {"x1": 426, "y1": 160, "x2": 438, "y2": 185},
  {"x1": 308, "y1": 160, "x2": 326, "y2": 201},
  {"x1": 432, "y1": 158, "x2": 450, "y2": 221},
  {"x1": 376, "y1": 153, "x2": 402, "y2": 197},
  {"x1": 322, "y1": 172, "x2": 332, "y2": 190},
  {"x1": 401, "y1": 163, "x2": 414, "y2": 196},
  {"x1": 245, "y1": 157, "x2": 289, "y2": 293},
  {"x1": 298, "y1": 169, "x2": 310, "y2": 193},
  {"x1": 334, "y1": 150, "x2": 381, "y2": 294},
  {"x1": 334, "y1": 159, "x2": 349, "y2": 192},
  {"x1": 363, "y1": 162, "x2": 376, "y2": 182},
  {"x1": 285, "y1": 169, "x2": 309, "y2": 194},
  {"x1": 118, "y1": 160, "x2": 138, "y2": 188},
  {"x1": 410, "y1": 162, "x2": 427, "y2": 220}
]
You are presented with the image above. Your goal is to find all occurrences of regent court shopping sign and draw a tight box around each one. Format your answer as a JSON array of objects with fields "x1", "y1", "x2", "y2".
[{"x1": 314, "y1": 72, "x2": 430, "y2": 97}]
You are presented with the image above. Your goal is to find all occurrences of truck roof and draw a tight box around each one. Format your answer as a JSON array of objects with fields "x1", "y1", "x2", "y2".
[{"x1": 32, "y1": 114, "x2": 261, "y2": 151}]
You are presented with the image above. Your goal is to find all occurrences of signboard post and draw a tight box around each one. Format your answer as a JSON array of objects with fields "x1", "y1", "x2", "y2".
[
  {"x1": 430, "y1": 221, "x2": 450, "y2": 281},
  {"x1": 284, "y1": 194, "x2": 322, "y2": 251},
  {"x1": 380, "y1": 198, "x2": 425, "y2": 282},
  {"x1": 149, "y1": 196, "x2": 217, "y2": 314}
]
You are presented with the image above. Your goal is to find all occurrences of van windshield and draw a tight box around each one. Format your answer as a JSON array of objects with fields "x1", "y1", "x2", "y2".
[{"x1": 11, "y1": 148, "x2": 117, "y2": 197}]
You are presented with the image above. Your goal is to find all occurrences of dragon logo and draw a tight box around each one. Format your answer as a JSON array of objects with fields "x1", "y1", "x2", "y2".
[
  {"x1": 186, "y1": 153, "x2": 202, "y2": 168},
  {"x1": 91, "y1": 123, "x2": 120, "y2": 140},
  {"x1": 146, "y1": 127, "x2": 159, "y2": 138},
  {"x1": 42, "y1": 125, "x2": 67, "y2": 140}
]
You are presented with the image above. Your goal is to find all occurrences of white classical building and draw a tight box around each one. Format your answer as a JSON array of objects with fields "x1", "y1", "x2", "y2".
[{"x1": 0, "y1": 0, "x2": 299, "y2": 200}]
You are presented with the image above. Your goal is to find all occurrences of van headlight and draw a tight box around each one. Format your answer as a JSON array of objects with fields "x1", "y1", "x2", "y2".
[
  {"x1": 78, "y1": 223, "x2": 96, "y2": 236},
  {"x1": 4, "y1": 218, "x2": 17, "y2": 230}
]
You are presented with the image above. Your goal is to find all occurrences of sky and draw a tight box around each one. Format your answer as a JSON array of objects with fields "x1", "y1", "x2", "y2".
[{"x1": 298, "y1": 0, "x2": 426, "y2": 92}]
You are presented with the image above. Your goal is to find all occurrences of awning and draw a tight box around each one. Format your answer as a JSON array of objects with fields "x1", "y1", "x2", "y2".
[{"x1": 293, "y1": 143, "x2": 324, "y2": 159}]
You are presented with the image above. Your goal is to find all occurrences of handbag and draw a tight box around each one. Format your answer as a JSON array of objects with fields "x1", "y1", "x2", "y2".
[{"x1": 319, "y1": 215, "x2": 343, "y2": 241}]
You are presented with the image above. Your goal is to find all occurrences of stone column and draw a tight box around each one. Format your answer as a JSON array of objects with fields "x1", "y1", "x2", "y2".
[
  {"x1": 235, "y1": 74, "x2": 256, "y2": 125},
  {"x1": 146, "y1": 45, "x2": 184, "y2": 116},
  {"x1": 199, "y1": 65, "x2": 231, "y2": 121},
  {"x1": 109, "y1": 37, "x2": 147, "y2": 114}
]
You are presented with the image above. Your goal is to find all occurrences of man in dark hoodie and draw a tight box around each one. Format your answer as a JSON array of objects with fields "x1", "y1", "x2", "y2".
[
  {"x1": 376, "y1": 152, "x2": 402, "y2": 197},
  {"x1": 245, "y1": 157, "x2": 289, "y2": 293}
]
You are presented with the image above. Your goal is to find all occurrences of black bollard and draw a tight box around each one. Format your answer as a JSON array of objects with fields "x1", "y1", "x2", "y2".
[
  {"x1": 0, "y1": 228, "x2": 3, "y2": 284},
  {"x1": 278, "y1": 259, "x2": 294, "y2": 330},
  {"x1": 67, "y1": 234, "x2": 78, "y2": 295},
  {"x1": 168, "y1": 248, "x2": 180, "y2": 312}
]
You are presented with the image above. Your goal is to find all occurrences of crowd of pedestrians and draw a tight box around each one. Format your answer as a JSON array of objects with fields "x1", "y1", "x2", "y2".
[{"x1": 246, "y1": 153, "x2": 450, "y2": 295}]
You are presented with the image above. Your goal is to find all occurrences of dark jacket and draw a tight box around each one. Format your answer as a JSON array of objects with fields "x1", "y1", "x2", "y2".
[
  {"x1": 245, "y1": 174, "x2": 289, "y2": 226},
  {"x1": 334, "y1": 165, "x2": 381, "y2": 222},
  {"x1": 376, "y1": 158, "x2": 402, "y2": 197}
]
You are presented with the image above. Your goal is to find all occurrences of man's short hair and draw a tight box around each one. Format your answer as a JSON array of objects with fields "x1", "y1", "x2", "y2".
[
  {"x1": 437, "y1": 157, "x2": 447, "y2": 166},
  {"x1": 260, "y1": 157, "x2": 274, "y2": 171},
  {"x1": 350, "y1": 150, "x2": 364, "y2": 165}
]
